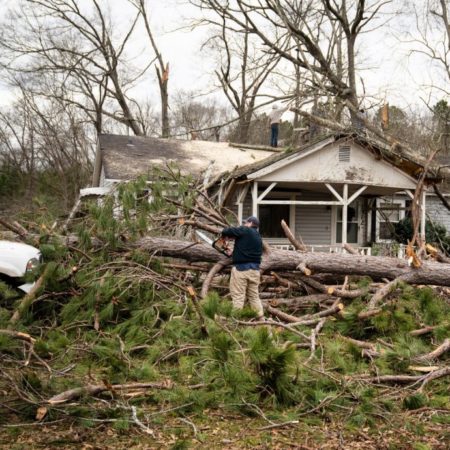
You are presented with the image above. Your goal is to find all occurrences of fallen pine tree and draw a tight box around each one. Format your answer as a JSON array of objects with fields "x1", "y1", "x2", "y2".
[
  {"x1": 133, "y1": 235, "x2": 450, "y2": 287},
  {"x1": 0, "y1": 172, "x2": 449, "y2": 444}
]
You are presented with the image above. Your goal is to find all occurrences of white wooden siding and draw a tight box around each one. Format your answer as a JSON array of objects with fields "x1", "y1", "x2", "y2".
[
  {"x1": 426, "y1": 195, "x2": 450, "y2": 232},
  {"x1": 296, "y1": 205, "x2": 332, "y2": 244},
  {"x1": 296, "y1": 191, "x2": 332, "y2": 244},
  {"x1": 256, "y1": 142, "x2": 417, "y2": 190}
]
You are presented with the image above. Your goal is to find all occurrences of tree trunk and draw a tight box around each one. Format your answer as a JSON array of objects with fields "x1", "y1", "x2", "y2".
[
  {"x1": 237, "y1": 109, "x2": 251, "y2": 143},
  {"x1": 133, "y1": 237, "x2": 450, "y2": 287},
  {"x1": 157, "y1": 68, "x2": 170, "y2": 138},
  {"x1": 109, "y1": 72, "x2": 144, "y2": 136}
]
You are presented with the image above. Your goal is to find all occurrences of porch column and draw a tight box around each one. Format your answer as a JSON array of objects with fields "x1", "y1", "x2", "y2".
[
  {"x1": 342, "y1": 184, "x2": 348, "y2": 244},
  {"x1": 421, "y1": 191, "x2": 426, "y2": 241},
  {"x1": 237, "y1": 202, "x2": 243, "y2": 225},
  {"x1": 236, "y1": 184, "x2": 250, "y2": 225},
  {"x1": 252, "y1": 181, "x2": 258, "y2": 217},
  {"x1": 289, "y1": 194, "x2": 296, "y2": 234}
]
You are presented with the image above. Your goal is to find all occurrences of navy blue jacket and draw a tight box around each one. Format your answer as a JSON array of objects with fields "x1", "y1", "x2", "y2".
[{"x1": 221, "y1": 226, "x2": 262, "y2": 265}]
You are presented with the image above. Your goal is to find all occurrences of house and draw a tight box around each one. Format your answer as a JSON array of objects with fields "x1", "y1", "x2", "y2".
[
  {"x1": 89, "y1": 132, "x2": 450, "y2": 254},
  {"x1": 222, "y1": 133, "x2": 450, "y2": 254}
]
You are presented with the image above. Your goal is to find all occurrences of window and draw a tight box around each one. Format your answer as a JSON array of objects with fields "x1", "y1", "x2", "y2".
[
  {"x1": 259, "y1": 204, "x2": 290, "y2": 238},
  {"x1": 376, "y1": 198, "x2": 405, "y2": 241},
  {"x1": 335, "y1": 202, "x2": 359, "y2": 243}
]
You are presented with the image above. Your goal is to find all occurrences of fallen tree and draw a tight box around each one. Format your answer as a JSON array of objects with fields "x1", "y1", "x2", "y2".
[{"x1": 134, "y1": 236, "x2": 450, "y2": 286}]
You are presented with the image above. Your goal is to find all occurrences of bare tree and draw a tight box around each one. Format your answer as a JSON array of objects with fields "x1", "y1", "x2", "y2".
[
  {"x1": 406, "y1": 0, "x2": 449, "y2": 96},
  {"x1": 402, "y1": 0, "x2": 449, "y2": 152},
  {"x1": 0, "y1": 88, "x2": 93, "y2": 209},
  {"x1": 201, "y1": 13, "x2": 284, "y2": 143},
  {"x1": 128, "y1": 0, "x2": 170, "y2": 138},
  {"x1": 0, "y1": 0, "x2": 150, "y2": 136},
  {"x1": 171, "y1": 90, "x2": 232, "y2": 140},
  {"x1": 191, "y1": 0, "x2": 391, "y2": 126}
]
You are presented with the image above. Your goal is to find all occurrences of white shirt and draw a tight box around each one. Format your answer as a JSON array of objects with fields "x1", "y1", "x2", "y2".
[{"x1": 269, "y1": 106, "x2": 288, "y2": 124}]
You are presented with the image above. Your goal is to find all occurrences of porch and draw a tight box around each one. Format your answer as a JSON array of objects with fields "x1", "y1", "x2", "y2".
[{"x1": 234, "y1": 180, "x2": 425, "y2": 255}]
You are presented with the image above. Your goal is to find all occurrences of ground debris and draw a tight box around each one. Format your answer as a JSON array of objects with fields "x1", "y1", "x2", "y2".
[{"x1": 0, "y1": 173, "x2": 449, "y2": 446}]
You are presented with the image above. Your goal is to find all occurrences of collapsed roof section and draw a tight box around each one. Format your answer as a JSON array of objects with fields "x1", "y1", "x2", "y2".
[{"x1": 93, "y1": 134, "x2": 278, "y2": 186}]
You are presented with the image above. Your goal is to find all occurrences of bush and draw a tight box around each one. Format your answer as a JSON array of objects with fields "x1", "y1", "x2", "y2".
[{"x1": 394, "y1": 217, "x2": 450, "y2": 254}]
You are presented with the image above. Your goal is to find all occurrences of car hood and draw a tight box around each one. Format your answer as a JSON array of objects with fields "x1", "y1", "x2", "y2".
[{"x1": 0, "y1": 241, "x2": 42, "y2": 277}]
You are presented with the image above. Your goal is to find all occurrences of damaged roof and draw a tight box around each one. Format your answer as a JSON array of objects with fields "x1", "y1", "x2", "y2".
[{"x1": 96, "y1": 134, "x2": 277, "y2": 184}]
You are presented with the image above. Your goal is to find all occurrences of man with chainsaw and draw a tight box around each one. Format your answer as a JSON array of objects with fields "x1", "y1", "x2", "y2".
[{"x1": 221, "y1": 216, "x2": 264, "y2": 318}]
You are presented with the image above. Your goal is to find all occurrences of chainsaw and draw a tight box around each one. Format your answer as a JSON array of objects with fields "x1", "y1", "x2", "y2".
[{"x1": 195, "y1": 230, "x2": 233, "y2": 257}]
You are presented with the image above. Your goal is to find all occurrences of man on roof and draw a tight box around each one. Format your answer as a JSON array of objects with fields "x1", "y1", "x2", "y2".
[{"x1": 268, "y1": 103, "x2": 289, "y2": 148}]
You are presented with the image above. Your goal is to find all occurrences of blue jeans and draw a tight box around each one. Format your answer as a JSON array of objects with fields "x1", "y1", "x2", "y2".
[{"x1": 270, "y1": 123, "x2": 279, "y2": 147}]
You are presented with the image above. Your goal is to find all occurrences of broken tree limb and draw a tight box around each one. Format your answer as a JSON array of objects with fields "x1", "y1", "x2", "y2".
[
  {"x1": 200, "y1": 260, "x2": 231, "y2": 298},
  {"x1": 266, "y1": 303, "x2": 344, "y2": 326},
  {"x1": 410, "y1": 324, "x2": 446, "y2": 336},
  {"x1": 354, "y1": 367, "x2": 450, "y2": 388},
  {"x1": 408, "y1": 366, "x2": 441, "y2": 373},
  {"x1": 353, "y1": 372, "x2": 443, "y2": 385},
  {"x1": 131, "y1": 237, "x2": 450, "y2": 286},
  {"x1": 0, "y1": 329, "x2": 36, "y2": 344},
  {"x1": 186, "y1": 286, "x2": 208, "y2": 336},
  {"x1": 47, "y1": 381, "x2": 175, "y2": 404},
  {"x1": 131, "y1": 406, "x2": 155, "y2": 436},
  {"x1": 433, "y1": 183, "x2": 450, "y2": 212},
  {"x1": 414, "y1": 339, "x2": 450, "y2": 362},
  {"x1": 263, "y1": 294, "x2": 334, "y2": 309},
  {"x1": 270, "y1": 272, "x2": 297, "y2": 290},
  {"x1": 169, "y1": 199, "x2": 227, "y2": 228},
  {"x1": 418, "y1": 366, "x2": 450, "y2": 389},
  {"x1": 293, "y1": 303, "x2": 344, "y2": 326},
  {"x1": 62, "y1": 196, "x2": 82, "y2": 233},
  {"x1": 10, "y1": 267, "x2": 49, "y2": 324},
  {"x1": 307, "y1": 298, "x2": 342, "y2": 362},
  {"x1": 266, "y1": 305, "x2": 302, "y2": 323},
  {"x1": 296, "y1": 262, "x2": 312, "y2": 276},
  {"x1": 298, "y1": 274, "x2": 367, "y2": 299},
  {"x1": 281, "y1": 219, "x2": 307, "y2": 251},
  {"x1": 307, "y1": 317, "x2": 327, "y2": 362},
  {"x1": 0, "y1": 218, "x2": 29, "y2": 239},
  {"x1": 181, "y1": 220, "x2": 222, "y2": 235},
  {"x1": 357, "y1": 308, "x2": 383, "y2": 320},
  {"x1": 343, "y1": 243, "x2": 359, "y2": 255},
  {"x1": 367, "y1": 277, "x2": 403, "y2": 310},
  {"x1": 340, "y1": 336, "x2": 385, "y2": 358},
  {"x1": 426, "y1": 243, "x2": 450, "y2": 264},
  {"x1": 233, "y1": 318, "x2": 310, "y2": 341}
]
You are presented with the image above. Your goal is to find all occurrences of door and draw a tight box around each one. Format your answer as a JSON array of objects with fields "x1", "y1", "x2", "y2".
[{"x1": 333, "y1": 200, "x2": 362, "y2": 244}]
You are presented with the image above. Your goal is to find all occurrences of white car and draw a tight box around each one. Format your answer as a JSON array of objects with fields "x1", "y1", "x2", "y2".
[{"x1": 0, "y1": 241, "x2": 42, "y2": 293}]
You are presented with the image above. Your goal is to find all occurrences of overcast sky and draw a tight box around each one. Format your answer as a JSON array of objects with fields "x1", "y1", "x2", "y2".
[{"x1": 0, "y1": 0, "x2": 447, "y2": 114}]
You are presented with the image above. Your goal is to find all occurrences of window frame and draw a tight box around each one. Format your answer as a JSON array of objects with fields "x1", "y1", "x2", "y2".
[{"x1": 375, "y1": 197, "x2": 406, "y2": 243}]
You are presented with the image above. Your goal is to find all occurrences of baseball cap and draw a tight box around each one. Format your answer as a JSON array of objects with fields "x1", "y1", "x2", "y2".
[{"x1": 245, "y1": 216, "x2": 260, "y2": 227}]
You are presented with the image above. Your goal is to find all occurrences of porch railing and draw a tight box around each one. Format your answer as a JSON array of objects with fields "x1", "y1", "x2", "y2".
[
  {"x1": 265, "y1": 239, "x2": 372, "y2": 255},
  {"x1": 370, "y1": 243, "x2": 407, "y2": 259}
]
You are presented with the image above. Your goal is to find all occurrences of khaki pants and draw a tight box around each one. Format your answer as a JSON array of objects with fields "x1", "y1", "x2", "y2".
[{"x1": 229, "y1": 267, "x2": 264, "y2": 318}]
